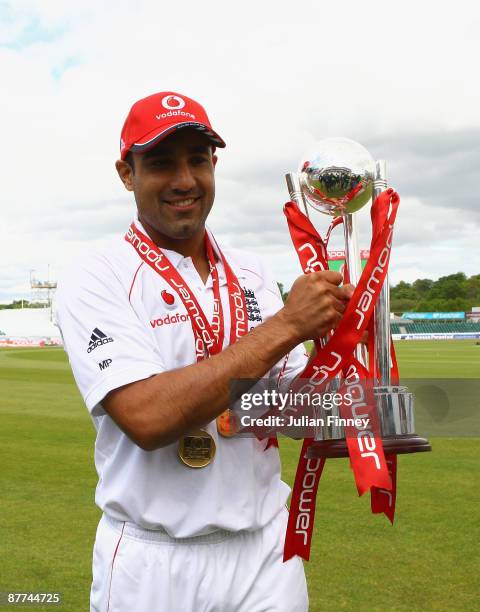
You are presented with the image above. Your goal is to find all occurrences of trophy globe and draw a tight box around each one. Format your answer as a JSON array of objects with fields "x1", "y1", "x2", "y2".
[{"x1": 299, "y1": 137, "x2": 375, "y2": 217}]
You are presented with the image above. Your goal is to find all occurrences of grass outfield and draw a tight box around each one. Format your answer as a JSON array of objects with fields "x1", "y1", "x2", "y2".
[{"x1": 0, "y1": 342, "x2": 478, "y2": 611}]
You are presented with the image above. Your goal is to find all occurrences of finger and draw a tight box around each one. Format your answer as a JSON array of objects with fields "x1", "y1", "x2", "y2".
[
  {"x1": 329, "y1": 309, "x2": 343, "y2": 329},
  {"x1": 341, "y1": 283, "x2": 355, "y2": 299},
  {"x1": 310, "y1": 270, "x2": 343, "y2": 286},
  {"x1": 323, "y1": 283, "x2": 351, "y2": 301},
  {"x1": 328, "y1": 296, "x2": 347, "y2": 314}
]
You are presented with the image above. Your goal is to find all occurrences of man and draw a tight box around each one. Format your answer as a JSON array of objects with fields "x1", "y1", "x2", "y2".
[{"x1": 55, "y1": 91, "x2": 352, "y2": 611}]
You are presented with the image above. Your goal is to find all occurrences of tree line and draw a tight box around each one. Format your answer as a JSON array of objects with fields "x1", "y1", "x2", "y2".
[
  {"x1": 390, "y1": 273, "x2": 480, "y2": 314},
  {"x1": 0, "y1": 300, "x2": 47, "y2": 310},
  {"x1": 4, "y1": 273, "x2": 480, "y2": 315},
  {"x1": 279, "y1": 273, "x2": 480, "y2": 314}
]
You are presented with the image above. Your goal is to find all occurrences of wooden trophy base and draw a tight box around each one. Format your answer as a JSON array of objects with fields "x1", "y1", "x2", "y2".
[{"x1": 306, "y1": 435, "x2": 432, "y2": 459}]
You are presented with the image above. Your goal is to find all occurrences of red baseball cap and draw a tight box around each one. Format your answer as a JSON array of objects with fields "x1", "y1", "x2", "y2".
[{"x1": 120, "y1": 91, "x2": 226, "y2": 160}]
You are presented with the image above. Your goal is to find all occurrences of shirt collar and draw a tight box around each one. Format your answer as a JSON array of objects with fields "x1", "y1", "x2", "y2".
[
  {"x1": 132, "y1": 217, "x2": 246, "y2": 280},
  {"x1": 133, "y1": 215, "x2": 185, "y2": 271},
  {"x1": 206, "y1": 228, "x2": 247, "y2": 281}
]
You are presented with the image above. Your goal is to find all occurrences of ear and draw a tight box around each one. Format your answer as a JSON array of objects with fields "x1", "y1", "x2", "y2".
[
  {"x1": 212, "y1": 154, "x2": 218, "y2": 168},
  {"x1": 115, "y1": 160, "x2": 134, "y2": 191}
]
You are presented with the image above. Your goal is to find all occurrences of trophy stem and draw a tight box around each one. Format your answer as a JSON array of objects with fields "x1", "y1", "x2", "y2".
[
  {"x1": 373, "y1": 161, "x2": 391, "y2": 386},
  {"x1": 285, "y1": 173, "x2": 310, "y2": 218},
  {"x1": 343, "y1": 213, "x2": 367, "y2": 366}
]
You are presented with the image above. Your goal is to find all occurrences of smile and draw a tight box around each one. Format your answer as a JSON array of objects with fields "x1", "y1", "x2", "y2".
[{"x1": 165, "y1": 197, "x2": 199, "y2": 209}]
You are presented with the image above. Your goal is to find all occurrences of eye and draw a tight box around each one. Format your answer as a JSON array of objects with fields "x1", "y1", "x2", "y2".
[
  {"x1": 190, "y1": 155, "x2": 210, "y2": 165},
  {"x1": 149, "y1": 158, "x2": 170, "y2": 167}
]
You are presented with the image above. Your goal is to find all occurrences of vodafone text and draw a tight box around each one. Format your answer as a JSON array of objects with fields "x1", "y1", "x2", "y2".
[
  {"x1": 150, "y1": 313, "x2": 190, "y2": 328},
  {"x1": 155, "y1": 110, "x2": 195, "y2": 121}
]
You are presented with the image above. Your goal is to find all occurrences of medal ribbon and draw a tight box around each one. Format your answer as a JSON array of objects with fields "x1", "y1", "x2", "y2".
[
  {"x1": 283, "y1": 189, "x2": 399, "y2": 561},
  {"x1": 207, "y1": 234, "x2": 250, "y2": 346},
  {"x1": 125, "y1": 223, "x2": 248, "y2": 361}
]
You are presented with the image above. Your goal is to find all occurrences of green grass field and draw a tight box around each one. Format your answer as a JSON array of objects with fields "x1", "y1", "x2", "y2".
[{"x1": 0, "y1": 342, "x2": 478, "y2": 611}]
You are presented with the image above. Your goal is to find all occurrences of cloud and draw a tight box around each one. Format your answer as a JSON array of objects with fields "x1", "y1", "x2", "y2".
[
  {"x1": 366, "y1": 130, "x2": 480, "y2": 215},
  {"x1": 1, "y1": 0, "x2": 479, "y2": 301}
]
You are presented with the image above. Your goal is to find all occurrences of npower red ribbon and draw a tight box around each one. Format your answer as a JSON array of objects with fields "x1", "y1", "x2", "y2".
[{"x1": 283, "y1": 188, "x2": 400, "y2": 562}]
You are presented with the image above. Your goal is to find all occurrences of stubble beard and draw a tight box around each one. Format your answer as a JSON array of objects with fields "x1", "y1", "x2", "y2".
[{"x1": 138, "y1": 209, "x2": 206, "y2": 245}]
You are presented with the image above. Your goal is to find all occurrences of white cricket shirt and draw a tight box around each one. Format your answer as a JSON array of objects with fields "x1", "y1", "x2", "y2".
[{"x1": 55, "y1": 218, "x2": 307, "y2": 537}]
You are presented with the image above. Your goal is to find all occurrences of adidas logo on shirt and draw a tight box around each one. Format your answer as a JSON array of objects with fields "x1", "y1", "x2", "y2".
[{"x1": 87, "y1": 327, "x2": 114, "y2": 353}]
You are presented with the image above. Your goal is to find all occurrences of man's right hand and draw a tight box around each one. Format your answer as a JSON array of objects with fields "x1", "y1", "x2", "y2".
[{"x1": 278, "y1": 271, "x2": 354, "y2": 343}]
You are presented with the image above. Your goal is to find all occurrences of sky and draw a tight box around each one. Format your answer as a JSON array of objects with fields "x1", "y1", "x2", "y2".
[{"x1": 1, "y1": 0, "x2": 479, "y2": 302}]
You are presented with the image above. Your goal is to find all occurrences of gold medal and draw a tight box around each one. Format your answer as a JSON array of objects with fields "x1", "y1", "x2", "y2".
[
  {"x1": 216, "y1": 409, "x2": 240, "y2": 438},
  {"x1": 178, "y1": 429, "x2": 216, "y2": 468}
]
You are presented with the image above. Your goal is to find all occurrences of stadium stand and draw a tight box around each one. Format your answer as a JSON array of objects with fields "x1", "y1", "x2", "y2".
[
  {"x1": 1, "y1": 306, "x2": 479, "y2": 344},
  {"x1": 0, "y1": 308, "x2": 61, "y2": 346},
  {"x1": 391, "y1": 321, "x2": 480, "y2": 334}
]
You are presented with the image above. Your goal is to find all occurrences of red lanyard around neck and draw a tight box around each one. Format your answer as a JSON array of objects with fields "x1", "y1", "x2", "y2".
[{"x1": 125, "y1": 222, "x2": 248, "y2": 361}]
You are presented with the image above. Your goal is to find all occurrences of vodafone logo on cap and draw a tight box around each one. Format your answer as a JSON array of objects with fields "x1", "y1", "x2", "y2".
[{"x1": 161, "y1": 95, "x2": 185, "y2": 110}]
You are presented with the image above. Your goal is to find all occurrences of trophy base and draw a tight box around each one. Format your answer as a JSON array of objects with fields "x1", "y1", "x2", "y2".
[{"x1": 306, "y1": 434, "x2": 431, "y2": 459}]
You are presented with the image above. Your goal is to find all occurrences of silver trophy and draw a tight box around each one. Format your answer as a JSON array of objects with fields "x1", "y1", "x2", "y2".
[{"x1": 286, "y1": 137, "x2": 430, "y2": 457}]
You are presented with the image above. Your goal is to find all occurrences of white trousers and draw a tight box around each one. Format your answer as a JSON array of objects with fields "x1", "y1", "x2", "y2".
[{"x1": 90, "y1": 509, "x2": 308, "y2": 612}]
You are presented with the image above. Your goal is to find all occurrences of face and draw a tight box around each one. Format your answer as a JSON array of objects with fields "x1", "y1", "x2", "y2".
[{"x1": 116, "y1": 128, "x2": 217, "y2": 247}]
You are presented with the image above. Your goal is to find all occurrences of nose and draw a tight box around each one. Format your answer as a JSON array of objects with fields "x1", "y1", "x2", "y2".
[{"x1": 170, "y1": 160, "x2": 196, "y2": 193}]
